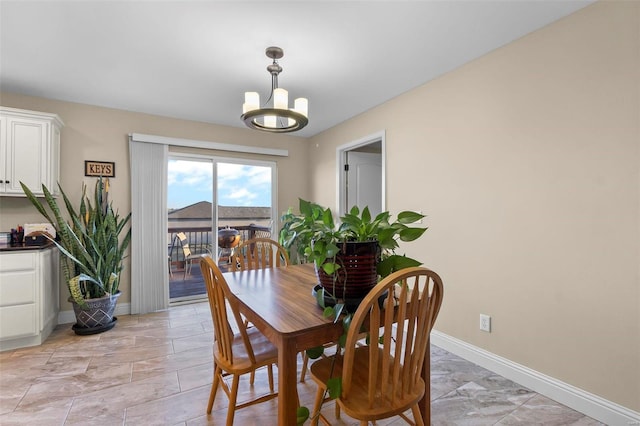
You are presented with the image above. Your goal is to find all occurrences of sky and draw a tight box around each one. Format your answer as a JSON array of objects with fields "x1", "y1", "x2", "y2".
[{"x1": 167, "y1": 159, "x2": 272, "y2": 209}]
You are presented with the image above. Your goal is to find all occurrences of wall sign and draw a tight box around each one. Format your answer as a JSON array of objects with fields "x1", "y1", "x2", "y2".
[{"x1": 85, "y1": 161, "x2": 115, "y2": 177}]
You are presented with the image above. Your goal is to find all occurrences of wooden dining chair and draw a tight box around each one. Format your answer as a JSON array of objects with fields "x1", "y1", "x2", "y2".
[
  {"x1": 229, "y1": 237, "x2": 290, "y2": 271},
  {"x1": 309, "y1": 267, "x2": 444, "y2": 426},
  {"x1": 200, "y1": 256, "x2": 279, "y2": 426},
  {"x1": 228, "y1": 237, "x2": 301, "y2": 383}
]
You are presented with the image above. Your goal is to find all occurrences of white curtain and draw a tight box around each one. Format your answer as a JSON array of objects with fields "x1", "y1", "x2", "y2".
[{"x1": 129, "y1": 139, "x2": 168, "y2": 314}]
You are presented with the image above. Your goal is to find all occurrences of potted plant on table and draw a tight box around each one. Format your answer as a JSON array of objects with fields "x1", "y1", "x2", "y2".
[
  {"x1": 21, "y1": 178, "x2": 131, "y2": 335},
  {"x1": 280, "y1": 198, "x2": 427, "y2": 315}
]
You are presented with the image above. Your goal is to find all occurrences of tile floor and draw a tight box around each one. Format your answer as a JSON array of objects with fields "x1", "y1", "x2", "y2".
[{"x1": 0, "y1": 302, "x2": 604, "y2": 425}]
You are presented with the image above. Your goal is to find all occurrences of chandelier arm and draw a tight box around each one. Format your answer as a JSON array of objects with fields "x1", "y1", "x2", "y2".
[{"x1": 263, "y1": 73, "x2": 278, "y2": 106}]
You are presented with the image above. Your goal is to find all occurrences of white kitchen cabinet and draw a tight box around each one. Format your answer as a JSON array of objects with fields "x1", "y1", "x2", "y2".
[
  {"x1": 0, "y1": 106, "x2": 63, "y2": 197},
  {"x1": 0, "y1": 246, "x2": 59, "y2": 351}
]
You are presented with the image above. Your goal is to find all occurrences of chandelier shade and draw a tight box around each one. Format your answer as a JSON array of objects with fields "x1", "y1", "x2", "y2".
[{"x1": 241, "y1": 46, "x2": 308, "y2": 133}]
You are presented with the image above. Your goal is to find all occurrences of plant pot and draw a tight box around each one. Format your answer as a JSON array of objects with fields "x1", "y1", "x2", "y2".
[
  {"x1": 69, "y1": 291, "x2": 121, "y2": 335},
  {"x1": 312, "y1": 284, "x2": 389, "y2": 313},
  {"x1": 316, "y1": 240, "x2": 380, "y2": 309}
]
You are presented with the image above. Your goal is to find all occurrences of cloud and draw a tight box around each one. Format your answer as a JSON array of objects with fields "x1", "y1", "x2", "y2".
[
  {"x1": 168, "y1": 160, "x2": 213, "y2": 188},
  {"x1": 218, "y1": 163, "x2": 271, "y2": 186},
  {"x1": 168, "y1": 159, "x2": 271, "y2": 207},
  {"x1": 226, "y1": 188, "x2": 257, "y2": 202},
  {"x1": 247, "y1": 166, "x2": 271, "y2": 186}
]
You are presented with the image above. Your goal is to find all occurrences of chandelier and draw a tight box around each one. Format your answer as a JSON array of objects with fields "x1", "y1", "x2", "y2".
[{"x1": 241, "y1": 46, "x2": 308, "y2": 133}]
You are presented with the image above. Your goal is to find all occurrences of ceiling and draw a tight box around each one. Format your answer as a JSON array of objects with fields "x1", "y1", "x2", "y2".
[{"x1": 0, "y1": 1, "x2": 594, "y2": 138}]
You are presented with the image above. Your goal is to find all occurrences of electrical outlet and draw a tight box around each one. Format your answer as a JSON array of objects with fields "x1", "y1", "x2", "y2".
[{"x1": 480, "y1": 314, "x2": 491, "y2": 332}]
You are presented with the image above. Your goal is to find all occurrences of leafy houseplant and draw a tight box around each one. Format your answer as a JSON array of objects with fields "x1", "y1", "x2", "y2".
[
  {"x1": 280, "y1": 198, "x2": 427, "y2": 313},
  {"x1": 21, "y1": 178, "x2": 131, "y2": 333}
]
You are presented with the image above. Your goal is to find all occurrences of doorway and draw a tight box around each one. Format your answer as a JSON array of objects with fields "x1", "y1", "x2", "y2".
[{"x1": 337, "y1": 131, "x2": 385, "y2": 217}]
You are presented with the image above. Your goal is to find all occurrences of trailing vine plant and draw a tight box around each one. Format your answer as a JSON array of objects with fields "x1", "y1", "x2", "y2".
[{"x1": 280, "y1": 199, "x2": 427, "y2": 423}]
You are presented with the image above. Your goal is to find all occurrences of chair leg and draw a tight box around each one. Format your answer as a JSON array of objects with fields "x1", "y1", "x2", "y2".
[
  {"x1": 300, "y1": 351, "x2": 310, "y2": 382},
  {"x1": 267, "y1": 364, "x2": 274, "y2": 392},
  {"x1": 310, "y1": 385, "x2": 325, "y2": 426},
  {"x1": 411, "y1": 404, "x2": 425, "y2": 426},
  {"x1": 226, "y1": 374, "x2": 240, "y2": 426},
  {"x1": 208, "y1": 365, "x2": 222, "y2": 414},
  {"x1": 250, "y1": 370, "x2": 256, "y2": 385}
]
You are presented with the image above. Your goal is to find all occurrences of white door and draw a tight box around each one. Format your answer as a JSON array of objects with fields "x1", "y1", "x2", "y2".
[{"x1": 345, "y1": 151, "x2": 382, "y2": 217}]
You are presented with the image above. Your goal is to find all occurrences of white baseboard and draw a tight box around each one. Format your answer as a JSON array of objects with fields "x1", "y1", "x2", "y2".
[
  {"x1": 430, "y1": 330, "x2": 640, "y2": 426},
  {"x1": 57, "y1": 303, "x2": 131, "y2": 325}
]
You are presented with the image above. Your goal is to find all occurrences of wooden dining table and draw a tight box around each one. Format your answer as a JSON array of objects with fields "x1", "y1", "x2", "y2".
[{"x1": 223, "y1": 263, "x2": 431, "y2": 425}]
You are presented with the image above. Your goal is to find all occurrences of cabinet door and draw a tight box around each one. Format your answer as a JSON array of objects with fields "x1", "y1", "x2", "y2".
[
  {"x1": 0, "y1": 253, "x2": 38, "y2": 339},
  {"x1": 3, "y1": 116, "x2": 48, "y2": 195},
  {"x1": 0, "y1": 304, "x2": 38, "y2": 339}
]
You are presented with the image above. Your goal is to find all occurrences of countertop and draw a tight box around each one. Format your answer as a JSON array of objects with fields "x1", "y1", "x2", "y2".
[{"x1": 0, "y1": 242, "x2": 55, "y2": 252}]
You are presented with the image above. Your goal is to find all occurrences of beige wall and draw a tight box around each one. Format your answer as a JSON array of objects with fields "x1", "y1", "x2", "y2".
[
  {"x1": 0, "y1": 93, "x2": 310, "y2": 310},
  {"x1": 308, "y1": 1, "x2": 639, "y2": 412}
]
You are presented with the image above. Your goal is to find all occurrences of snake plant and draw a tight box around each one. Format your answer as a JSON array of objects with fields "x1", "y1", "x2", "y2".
[{"x1": 20, "y1": 179, "x2": 131, "y2": 308}]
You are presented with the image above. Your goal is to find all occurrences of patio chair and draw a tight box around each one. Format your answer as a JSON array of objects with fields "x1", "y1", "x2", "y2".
[
  {"x1": 200, "y1": 256, "x2": 279, "y2": 425},
  {"x1": 309, "y1": 267, "x2": 444, "y2": 426},
  {"x1": 176, "y1": 232, "x2": 206, "y2": 280}
]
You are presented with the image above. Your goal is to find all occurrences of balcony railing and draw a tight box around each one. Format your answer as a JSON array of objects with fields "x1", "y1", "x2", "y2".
[{"x1": 168, "y1": 224, "x2": 272, "y2": 266}]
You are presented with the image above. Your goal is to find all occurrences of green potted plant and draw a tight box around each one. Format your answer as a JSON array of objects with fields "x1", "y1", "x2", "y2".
[
  {"x1": 280, "y1": 198, "x2": 427, "y2": 313},
  {"x1": 280, "y1": 199, "x2": 428, "y2": 424},
  {"x1": 21, "y1": 178, "x2": 131, "y2": 335}
]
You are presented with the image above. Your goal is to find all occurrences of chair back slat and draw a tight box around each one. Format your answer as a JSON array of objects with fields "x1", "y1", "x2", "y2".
[
  {"x1": 368, "y1": 302, "x2": 381, "y2": 407},
  {"x1": 390, "y1": 281, "x2": 408, "y2": 402},
  {"x1": 231, "y1": 238, "x2": 290, "y2": 271},
  {"x1": 380, "y1": 291, "x2": 396, "y2": 403},
  {"x1": 402, "y1": 282, "x2": 421, "y2": 394},
  {"x1": 177, "y1": 232, "x2": 193, "y2": 257},
  {"x1": 200, "y1": 256, "x2": 257, "y2": 366},
  {"x1": 411, "y1": 276, "x2": 438, "y2": 388},
  {"x1": 341, "y1": 267, "x2": 444, "y2": 410}
]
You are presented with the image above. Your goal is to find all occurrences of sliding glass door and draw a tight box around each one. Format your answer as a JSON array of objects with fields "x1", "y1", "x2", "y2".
[{"x1": 167, "y1": 154, "x2": 276, "y2": 303}]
